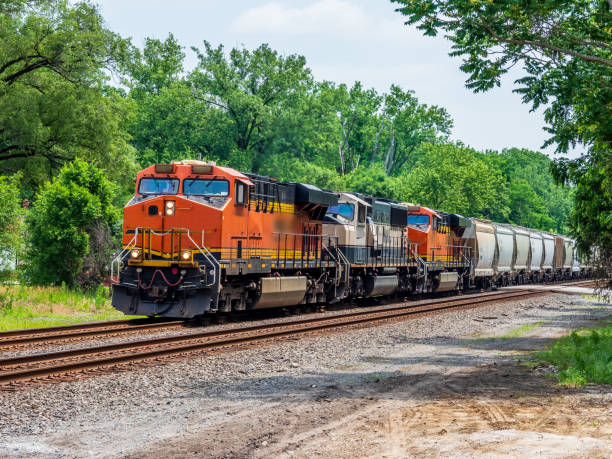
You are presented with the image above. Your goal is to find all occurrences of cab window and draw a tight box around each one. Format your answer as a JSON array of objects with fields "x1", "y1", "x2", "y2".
[
  {"x1": 357, "y1": 205, "x2": 366, "y2": 224},
  {"x1": 138, "y1": 178, "x2": 179, "y2": 195},
  {"x1": 183, "y1": 179, "x2": 229, "y2": 196},
  {"x1": 235, "y1": 181, "x2": 247, "y2": 205},
  {"x1": 327, "y1": 203, "x2": 355, "y2": 222},
  {"x1": 407, "y1": 214, "x2": 430, "y2": 225}
]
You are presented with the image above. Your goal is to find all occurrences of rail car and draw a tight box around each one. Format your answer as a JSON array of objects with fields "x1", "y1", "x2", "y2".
[{"x1": 111, "y1": 161, "x2": 590, "y2": 319}]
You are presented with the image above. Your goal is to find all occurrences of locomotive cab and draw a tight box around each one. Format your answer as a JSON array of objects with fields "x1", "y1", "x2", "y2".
[{"x1": 323, "y1": 193, "x2": 369, "y2": 264}]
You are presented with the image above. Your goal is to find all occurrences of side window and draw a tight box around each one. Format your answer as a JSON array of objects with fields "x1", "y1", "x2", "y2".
[
  {"x1": 235, "y1": 182, "x2": 247, "y2": 205},
  {"x1": 358, "y1": 204, "x2": 366, "y2": 224}
]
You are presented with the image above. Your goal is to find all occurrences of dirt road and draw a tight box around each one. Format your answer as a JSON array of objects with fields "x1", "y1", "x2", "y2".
[{"x1": 128, "y1": 296, "x2": 612, "y2": 458}]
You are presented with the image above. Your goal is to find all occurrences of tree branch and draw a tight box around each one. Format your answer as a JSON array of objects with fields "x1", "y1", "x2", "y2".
[{"x1": 475, "y1": 17, "x2": 612, "y2": 68}]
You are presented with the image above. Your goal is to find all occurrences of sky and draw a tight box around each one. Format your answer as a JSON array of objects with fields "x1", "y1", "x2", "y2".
[{"x1": 96, "y1": 0, "x2": 564, "y2": 156}]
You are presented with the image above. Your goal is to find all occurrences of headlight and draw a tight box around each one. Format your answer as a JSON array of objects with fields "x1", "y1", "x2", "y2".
[
  {"x1": 130, "y1": 249, "x2": 141, "y2": 259},
  {"x1": 165, "y1": 201, "x2": 175, "y2": 216},
  {"x1": 180, "y1": 250, "x2": 191, "y2": 261}
]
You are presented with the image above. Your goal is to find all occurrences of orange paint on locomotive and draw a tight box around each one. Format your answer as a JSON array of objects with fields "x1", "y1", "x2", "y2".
[
  {"x1": 406, "y1": 206, "x2": 462, "y2": 262},
  {"x1": 122, "y1": 162, "x2": 319, "y2": 263}
]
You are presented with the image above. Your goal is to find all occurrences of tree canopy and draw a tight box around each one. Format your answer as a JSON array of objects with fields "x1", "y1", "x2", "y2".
[
  {"x1": 0, "y1": 0, "x2": 136, "y2": 195},
  {"x1": 0, "y1": 1, "x2": 593, "y2": 286},
  {"x1": 392, "y1": 0, "x2": 611, "y2": 282}
]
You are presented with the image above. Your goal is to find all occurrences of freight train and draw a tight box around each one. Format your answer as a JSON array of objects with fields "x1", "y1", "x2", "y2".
[{"x1": 111, "y1": 160, "x2": 590, "y2": 318}]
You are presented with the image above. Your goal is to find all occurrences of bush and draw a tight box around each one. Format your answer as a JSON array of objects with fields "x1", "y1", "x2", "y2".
[
  {"x1": 536, "y1": 327, "x2": 612, "y2": 385},
  {"x1": 23, "y1": 159, "x2": 119, "y2": 287},
  {"x1": 0, "y1": 174, "x2": 23, "y2": 277}
]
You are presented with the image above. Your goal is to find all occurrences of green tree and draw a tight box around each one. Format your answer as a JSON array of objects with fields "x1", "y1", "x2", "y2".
[
  {"x1": 391, "y1": 0, "x2": 611, "y2": 277},
  {"x1": 0, "y1": 0, "x2": 136, "y2": 192},
  {"x1": 23, "y1": 159, "x2": 119, "y2": 287},
  {"x1": 125, "y1": 36, "x2": 235, "y2": 167},
  {"x1": 482, "y1": 148, "x2": 574, "y2": 232},
  {"x1": 127, "y1": 33, "x2": 185, "y2": 98},
  {"x1": 566, "y1": 153, "x2": 612, "y2": 290},
  {"x1": 189, "y1": 42, "x2": 312, "y2": 171},
  {"x1": 378, "y1": 85, "x2": 452, "y2": 175},
  {"x1": 403, "y1": 143, "x2": 509, "y2": 218},
  {"x1": 0, "y1": 174, "x2": 23, "y2": 274},
  {"x1": 343, "y1": 164, "x2": 403, "y2": 200},
  {"x1": 332, "y1": 81, "x2": 382, "y2": 174}
]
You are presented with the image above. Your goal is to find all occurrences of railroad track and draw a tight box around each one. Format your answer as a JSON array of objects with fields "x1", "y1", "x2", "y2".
[
  {"x1": 0, "y1": 318, "x2": 184, "y2": 348},
  {"x1": 0, "y1": 278, "x2": 595, "y2": 349},
  {"x1": 0, "y1": 288, "x2": 552, "y2": 390}
]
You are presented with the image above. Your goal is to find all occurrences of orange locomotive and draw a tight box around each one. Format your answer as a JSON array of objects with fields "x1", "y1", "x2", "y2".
[
  {"x1": 111, "y1": 160, "x2": 338, "y2": 318},
  {"x1": 404, "y1": 205, "x2": 472, "y2": 292}
]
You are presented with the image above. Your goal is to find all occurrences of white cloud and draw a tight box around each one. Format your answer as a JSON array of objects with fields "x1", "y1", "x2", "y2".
[{"x1": 231, "y1": 0, "x2": 390, "y2": 38}]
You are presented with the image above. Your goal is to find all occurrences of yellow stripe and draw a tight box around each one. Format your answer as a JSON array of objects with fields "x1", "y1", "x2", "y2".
[
  {"x1": 251, "y1": 200, "x2": 295, "y2": 214},
  {"x1": 123, "y1": 245, "x2": 320, "y2": 261}
]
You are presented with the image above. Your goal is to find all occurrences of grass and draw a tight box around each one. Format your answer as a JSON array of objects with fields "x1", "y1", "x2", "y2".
[
  {"x1": 535, "y1": 325, "x2": 612, "y2": 386},
  {"x1": 501, "y1": 321, "x2": 545, "y2": 340},
  {"x1": 0, "y1": 284, "x2": 139, "y2": 331}
]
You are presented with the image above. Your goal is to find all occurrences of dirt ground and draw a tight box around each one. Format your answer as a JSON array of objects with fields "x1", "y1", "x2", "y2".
[
  {"x1": 126, "y1": 300, "x2": 612, "y2": 458},
  {"x1": 127, "y1": 364, "x2": 611, "y2": 459},
  {"x1": 2, "y1": 294, "x2": 610, "y2": 458}
]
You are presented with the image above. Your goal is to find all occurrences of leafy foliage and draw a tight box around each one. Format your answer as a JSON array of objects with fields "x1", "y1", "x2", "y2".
[
  {"x1": 565, "y1": 150, "x2": 612, "y2": 291},
  {"x1": 536, "y1": 326, "x2": 612, "y2": 386},
  {"x1": 391, "y1": 0, "x2": 611, "y2": 152},
  {"x1": 402, "y1": 143, "x2": 508, "y2": 218},
  {"x1": 23, "y1": 159, "x2": 119, "y2": 287},
  {"x1": 190, "y1": 42, "x2": 312, "y2": 171},
  {"x1": 391, "y1": 0, "x2": 611, "y2": 279},
  {"x1": 0, "y1": 173, "x2": 23, "y2": 273},
  {"x1": 482, "y1": 148, "x2": 574, "y2": 232},
  {"x1": 0, "y1": 0, "x2": 136, "y2": 195}
]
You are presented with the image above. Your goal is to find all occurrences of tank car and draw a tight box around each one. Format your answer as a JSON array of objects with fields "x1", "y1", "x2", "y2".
[
  {"x1": 529, "y1": 230, "x2": 544, "y2": 283},
  {"x1": 492, "y1": 223, "x2": 514, "y2": 286},
  {"x1": 463, "y1": 219, "x2": 496, "y2": 289},
  {"x1": 541, "y1": 232, "x2": 555, "y2": 281}
]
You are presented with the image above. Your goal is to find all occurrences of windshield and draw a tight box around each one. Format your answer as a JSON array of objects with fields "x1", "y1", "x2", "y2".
[
  {"x1": 183, "y1": 179, "x2": 229, "y2": 196},
  {"x1": 138, "y1": 178, "x2": 179, "y2": 195},
  {"x1": 407, "y1": 214, "x2": 430, "y2": 225},
  {"x1": 327, "y1": 203, "x2": 355, "y2": 221}
]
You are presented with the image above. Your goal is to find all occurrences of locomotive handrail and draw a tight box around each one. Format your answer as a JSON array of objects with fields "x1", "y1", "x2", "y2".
[
  {"x1": 321, "y1": 236, "x2": 350, "y2": 286},
  {"x1": 186, "y1": 230, "x2": 219, "y2": 288},
  {"x1": 142, "y1": 227, "x2": 219, "y2": 288},
  {"x1": 110, "y1": 229, "x2": 139, "y2": 285},
  {"x1": 112, "y1": 227, "x2": 219, "y2": 288},
  {"x1": 334, "y1": 244, "x2": 351, "y2": 284}
]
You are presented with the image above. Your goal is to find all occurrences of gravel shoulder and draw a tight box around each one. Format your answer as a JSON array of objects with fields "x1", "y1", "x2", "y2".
[{"x1": 0, "y1": 293, "x2": 610, "y2": 458}]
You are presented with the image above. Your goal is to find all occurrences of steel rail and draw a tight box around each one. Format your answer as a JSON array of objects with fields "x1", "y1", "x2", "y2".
[
  {"x1": 0, "y1": 319, "x2": 184, "y2": 347},
  {"x1": 0, "y1": 278, "x2": 593, "y2": 348},
  {"x1": 0, "y1": 289, "x2": 547, "y2": 386}
]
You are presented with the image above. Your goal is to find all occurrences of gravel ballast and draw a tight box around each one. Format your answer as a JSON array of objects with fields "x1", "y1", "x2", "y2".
[{"x1": 0, "y1": 293, "x2": 610, "y2": 458}]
